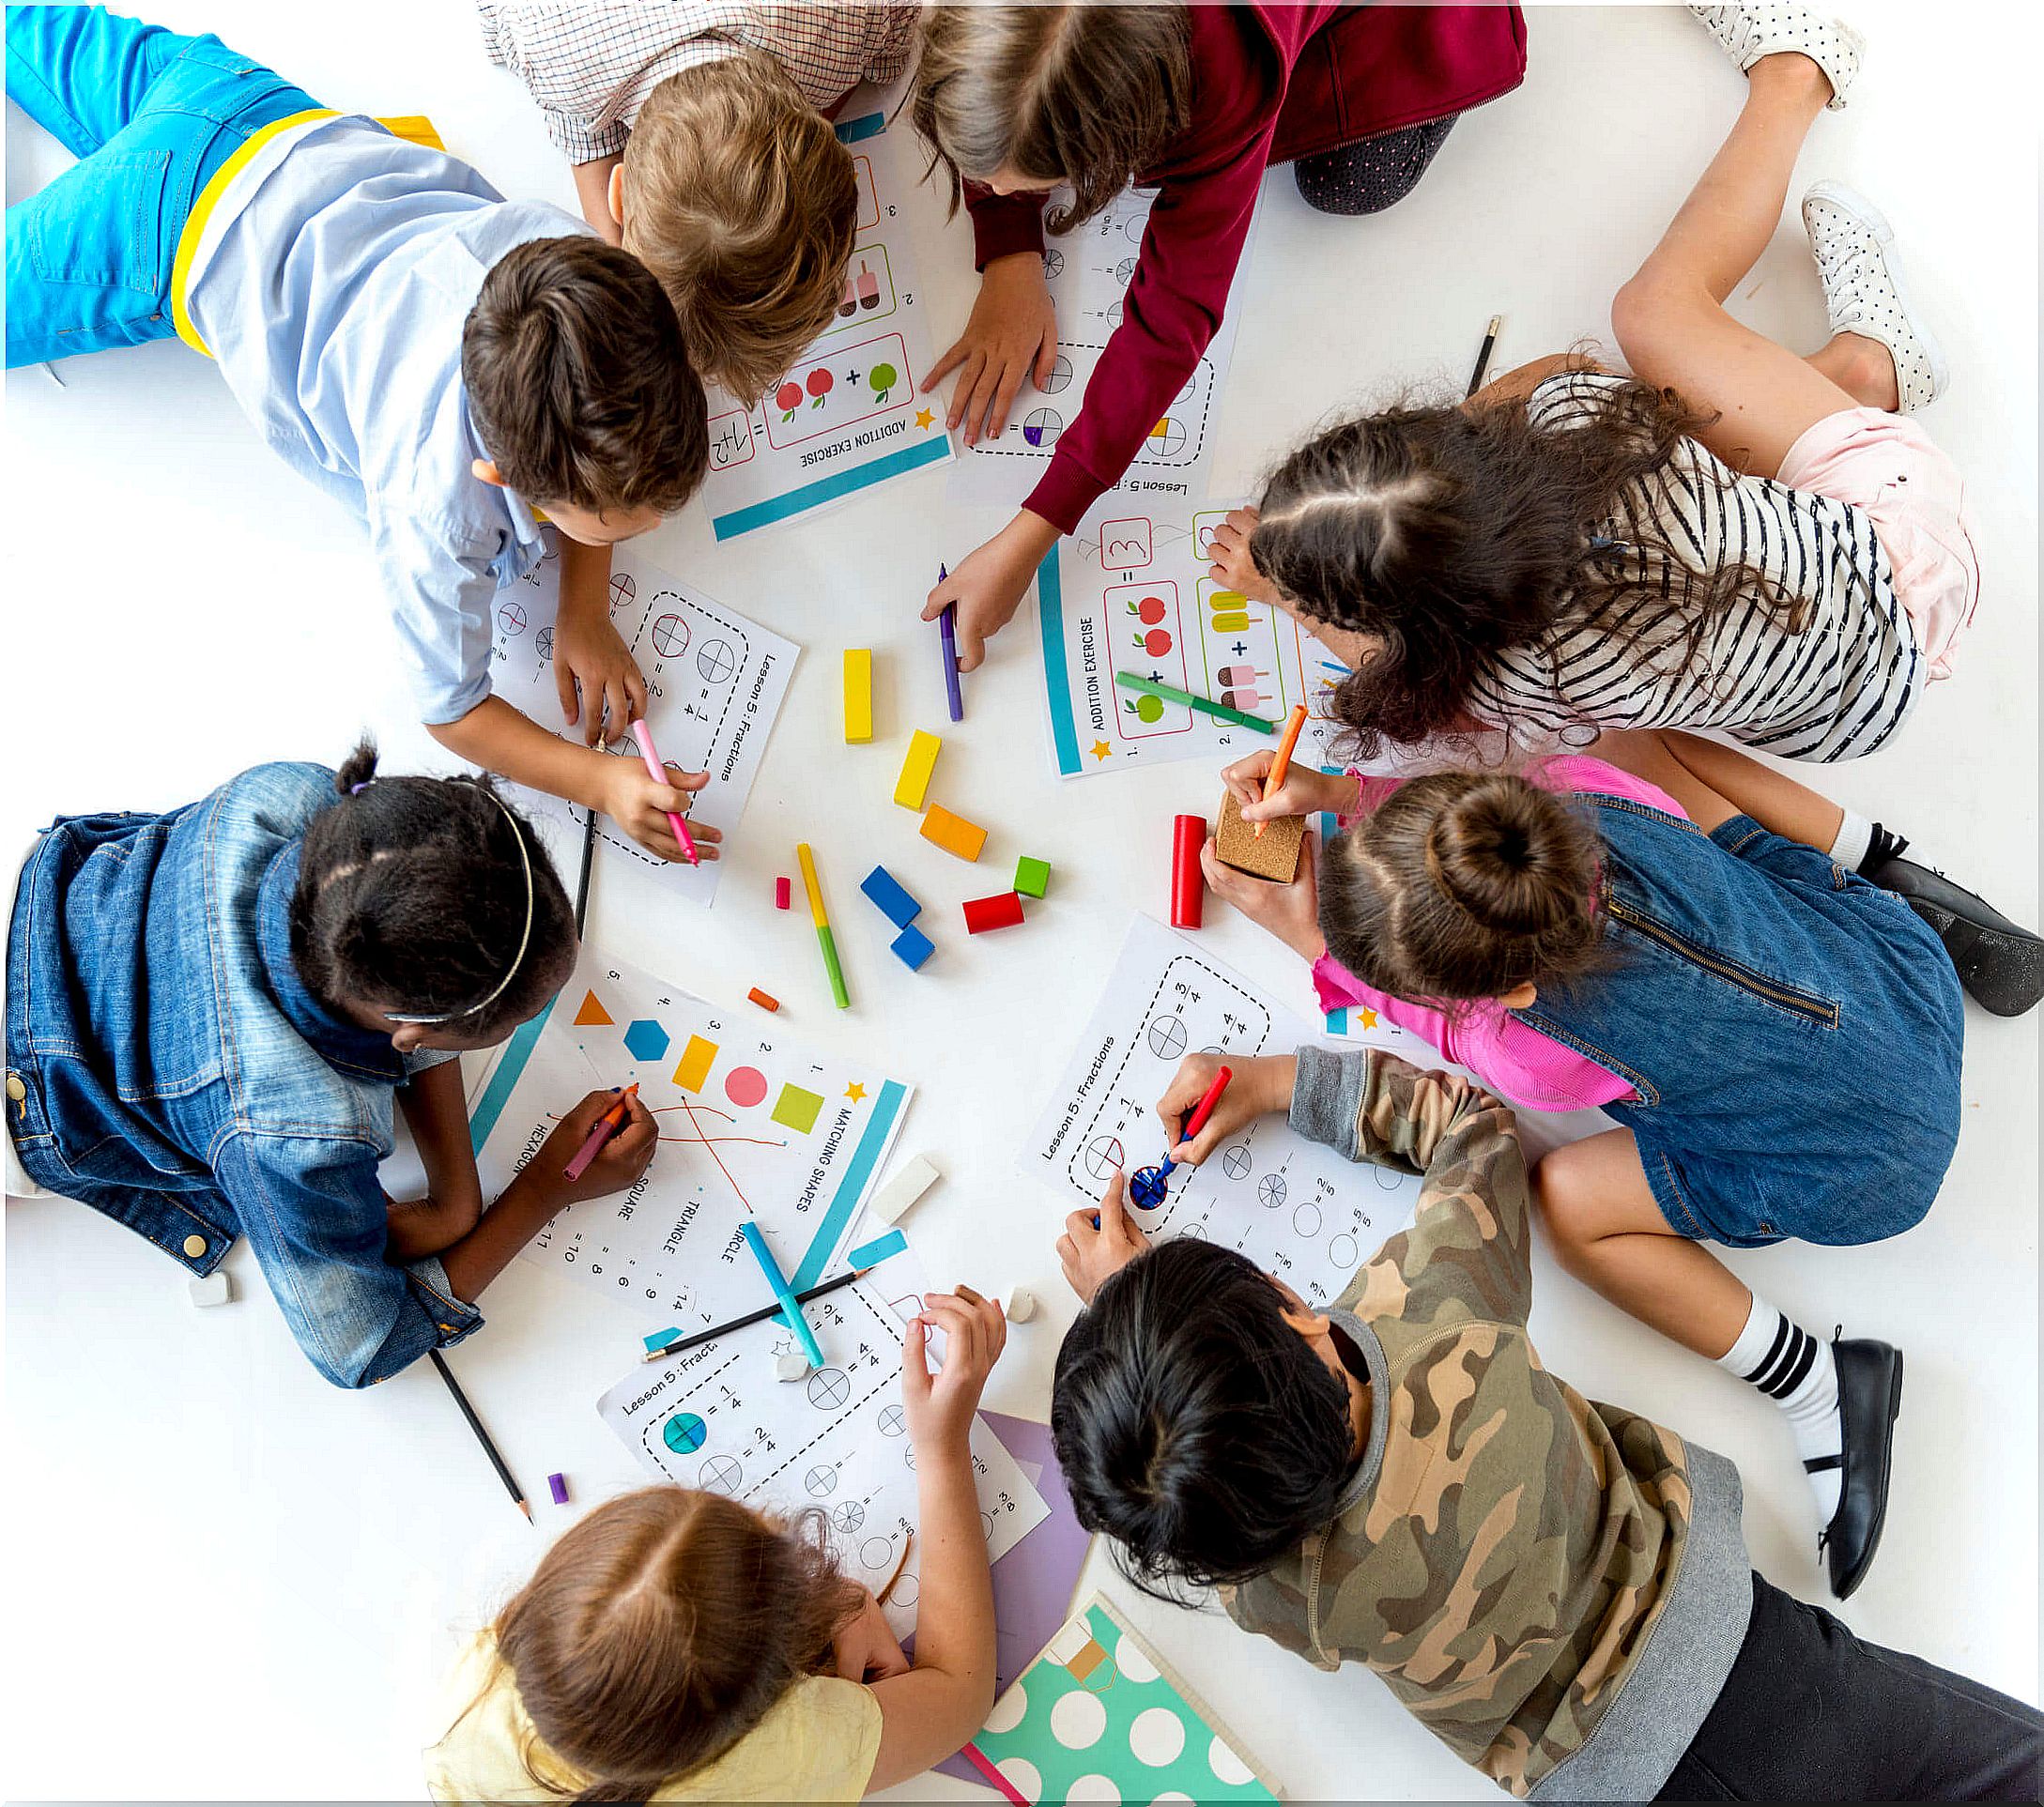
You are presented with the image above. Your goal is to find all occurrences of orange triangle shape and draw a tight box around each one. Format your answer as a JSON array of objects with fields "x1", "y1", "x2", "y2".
[{"x1": 573, "y1": 989, "x2": 613, "y2": 1026}]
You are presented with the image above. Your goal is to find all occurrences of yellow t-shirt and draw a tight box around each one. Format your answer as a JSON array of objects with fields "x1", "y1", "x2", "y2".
[{"x1": 423, "y1": 1631, "x2": 884, "y2": 1802}]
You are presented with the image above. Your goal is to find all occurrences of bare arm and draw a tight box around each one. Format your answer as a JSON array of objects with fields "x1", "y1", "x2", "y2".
[
  {"x1": 571, "y1": 154, "x2": 624, "y2": 244},
  {"x1": 1465, "y1": 351, "x2": 1606, "y2": 412},
  {"x1": 383, "y1": 1058, "x2": 485, "y2": 1260},
  {"x1": 1607, "y1": 728, "x2": 1846, "y2": 850}
]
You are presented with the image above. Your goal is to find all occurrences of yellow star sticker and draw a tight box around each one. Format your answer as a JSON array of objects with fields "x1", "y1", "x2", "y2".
[
  {"x1": 844, "y1": 1082, "x2": 868, "y2": 1102},
  {"x1": 1360, "y1": 1007, "x2": 1379, "y2": 1030},
  {"x1": 1091, "y1": 740, "x2": 1112, "y2": 761},
  {"x1": 914, "y1": 407, "x2": 934, "y2": 430}
]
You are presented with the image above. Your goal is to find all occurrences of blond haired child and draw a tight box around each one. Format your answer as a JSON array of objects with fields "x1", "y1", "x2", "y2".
[
  {"x1": 426, "y1": 1285, "x2": 1008, "y2": 1800},
  {"x1": 480, "y1": 3, "x2": 916, "y2": 402}
]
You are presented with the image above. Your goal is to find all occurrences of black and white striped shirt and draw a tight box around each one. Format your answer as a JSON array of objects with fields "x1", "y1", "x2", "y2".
[{"x1": 1467, "y1": 373, "x2": 1922, "y2": 762}]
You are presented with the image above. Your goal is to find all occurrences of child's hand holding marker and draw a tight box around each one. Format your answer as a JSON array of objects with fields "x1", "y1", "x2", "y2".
[
  {"x1": 1057, "y1": 1174, "x2": 1151, "y2": 1306},
  {"x1": 536, "y1": 1089, "x2": 657, "y2": 1204},
  {"x1": 1158, "y1": 1053, "x2": 1299, "y2": 1168},
  {"x1": 1199, "y1": 828, "x2": 1326, "y2": 964},
  {"x1": 1220, "y1": 749, "x2": 1357, "y2": 824},
  {"x1": 902, "y1": 1282, "x2": 1007, "y2": 1451},
  {"x1": 595, "y1": 754, "x2": 720, "y2": 865}
]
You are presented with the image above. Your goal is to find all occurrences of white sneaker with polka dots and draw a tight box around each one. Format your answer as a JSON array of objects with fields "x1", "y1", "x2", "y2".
[
  {"x1": 1689, "y1": 5, "x2": 1864, "y2": 108},
  {"x1": 1803, "y1": 181, "x2": 1947, "y2": 413}
]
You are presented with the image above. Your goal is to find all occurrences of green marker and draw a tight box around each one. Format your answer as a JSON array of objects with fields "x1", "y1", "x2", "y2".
[
  {"x1": 1114, "y1": 670, "x2": 1278, "y2": 733},
  {"x1": 795, "y1": 842, "x2": 851, "y2": 1010}
]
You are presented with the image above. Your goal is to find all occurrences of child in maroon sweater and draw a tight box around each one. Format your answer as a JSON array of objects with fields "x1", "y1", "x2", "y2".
[{"x1": 911, "y1": 3, "x2": 1527, "y2": 667}]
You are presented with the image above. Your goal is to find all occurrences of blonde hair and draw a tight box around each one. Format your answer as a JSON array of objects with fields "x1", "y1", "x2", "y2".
[
  {"x1": 912, "y1": 4, "x2": 1191, "y2": 234},
  {"x1": 620, "y1": 51, "x2": 858, "y2": 403}
]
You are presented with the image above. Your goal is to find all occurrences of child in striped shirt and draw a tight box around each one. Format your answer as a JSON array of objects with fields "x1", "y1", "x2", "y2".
[{"x1": 1208, "y1": 4, "x2": 1976, "y2": 767}]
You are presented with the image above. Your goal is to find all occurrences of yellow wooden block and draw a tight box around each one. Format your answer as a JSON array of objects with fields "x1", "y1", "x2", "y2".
[
  {"x1": 895, "y1": 729, "x2": 942, "y2": 809},
  {"x1": 920, "y1": 804, "x2": 987, "y2": 863},
  {"x1": 843, "y1": 649, "x2": 872, "y2": 743}
]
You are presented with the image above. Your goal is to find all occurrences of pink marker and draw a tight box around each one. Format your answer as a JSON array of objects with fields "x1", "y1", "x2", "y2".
[{"x1": 629, "y1": 719, "x2": 700, "y2": 866}]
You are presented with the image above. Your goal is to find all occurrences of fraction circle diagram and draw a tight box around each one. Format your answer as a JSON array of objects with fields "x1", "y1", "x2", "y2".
[
  {"x1": 805, "y1": 1464, "x2": 838, "y2": 1497},
  {"x1": 1220, "y1": 1143, "x2": 1253, "y2": 1182},
  {"x1": 696, "y1": 638, "x2": 736, "y2": 683},
  {"x1": 1329, "y1": 1233, "x2": 1359, "y2": 1269},
  {"x1": 1083, "y1": 1136, "x2": 1125, "y2": 1181},
  {"x1": 807, "y1": 1367, "x2": 853, "y2": 1411},
  {"x1": 1114, "y1": 257, "x2": 1136, "y2": 284},
  {"x1": 1041, "y1": 249, "x2": 1065, "y2": 280},
  {"x1": 498, "y1": 601, "x2": 528, "y2": 636},
  {"x1": 877, "y1": 1403, "x2": 906, "y2": 1437},
  {"x1": 1145, "y1": 1016, "x2": 1189, "y2": 1061},
  {"x1": 534, "y1": 626, "x2": 553, "y2": 662},
  {"x1": 861, "y1": 1537, "x2": 893, "y2": 1570},
  {"x1": 1374, "y1": 1163, "x2": 1406, "y2": 1192},
  {"x1": 1037, "y1": 355, "x2": 1072, "y2": 395},
  {"x1": 608, "y1": 571, "x2": 636, "y2": 611},
  {"x1": 832, "y1": 1501, "x2": 866, "y2": 1533},
  {"x1": 1123, "y1": 212, "x2": 1146, "y2": 244},
  {"x1": 699, "y1": 1455, "x2": 743, "y2": 1494},
  {"x1": 1147, "y1": 418, "x2": 1188, "y2": 458},
  {"x1": 1022, "y1": 407, "x2": 1063, "y2": 449},
  {"x1": 903, "y1": 1445, "x2": 916, "y2": 1470},
  {"x1": 981, "y1": 1509, "x2": 998, "y2": 1540},
  {"x1": 891, "y1": 1573, "x2": 919, "y2": 1605},
  {"x1": 651, "y1": 613, "x2": 689, "y2": 658},
  {"x1": 1258, "y1": 1172, "x2": 1288, "y2": 1209},
  {"x1": 662, "y1": 1412, "x2": 708, "y2": 1455},
  {"x1": 724, "y1": 1066, "x2": 768, "y2": 1108},
  {"x1": 1293, "y1": 1202, "x2": 1323, "y2": 1238}
]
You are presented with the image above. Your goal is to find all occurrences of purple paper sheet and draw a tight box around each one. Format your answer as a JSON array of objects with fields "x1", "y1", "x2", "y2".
[{"x1": 913, "y1": 1410, "x2": 1094, "y2": 1786}]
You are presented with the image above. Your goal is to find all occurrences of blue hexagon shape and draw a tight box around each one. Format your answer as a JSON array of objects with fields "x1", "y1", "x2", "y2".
[{"x1": 622, "y1": 1018, "x2": 670, "y2": 1064}]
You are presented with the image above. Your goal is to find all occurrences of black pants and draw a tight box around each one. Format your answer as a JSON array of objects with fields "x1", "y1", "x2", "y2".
[
  {"x1": 1292, "y1": 114, "x2": 1459, "y2": 216},
  {"x1": 1658, "y1": 1571, "x2": 2044, "y2": 1800}
]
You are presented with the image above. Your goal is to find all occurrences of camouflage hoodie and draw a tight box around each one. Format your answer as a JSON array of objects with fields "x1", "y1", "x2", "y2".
[{"x1": 1223, "y1": 1046, "x2": 1752, "y2": 1799}]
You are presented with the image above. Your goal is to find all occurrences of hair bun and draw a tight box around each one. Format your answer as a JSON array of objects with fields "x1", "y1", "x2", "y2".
[
  {"x1": 333, "y1": 737, "x2": 380, "y2": 798},
  {"x1": 1428, "y1": 779, "x2": 1581, "y2": 939}
]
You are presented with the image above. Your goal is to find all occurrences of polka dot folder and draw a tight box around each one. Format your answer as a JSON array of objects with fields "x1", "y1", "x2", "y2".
[{"x1": 970, "y1": 1594, "x2": 1281, "y2": 1803}]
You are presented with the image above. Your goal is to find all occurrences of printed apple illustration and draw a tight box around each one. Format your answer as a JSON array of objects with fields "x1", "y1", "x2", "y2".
[
  {"x1": 775, "y1": 380, "x2": 803, "y2": 421},
  {"x1": 1133, "y1": 627, "x2": 1173, "y2": 657},
  {"x1": 1125, "y1": 596, "x2": 1168, "y2": 625},
  {"x1": 807, "y1": 367, "x2": 834, "y2": 407},
  {"x1": 1125, "y1": 695, "x2": 1165, "y2": 724},
  {"x1": 868, "y1": 361, "x2": 899, "y2": 404}
]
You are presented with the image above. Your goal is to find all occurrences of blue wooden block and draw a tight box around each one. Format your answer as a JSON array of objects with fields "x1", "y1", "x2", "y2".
[
  {"x1": 861, "y1": 863, "x2": 922, "y2": 928},
  {"x1": 890, "y1": 923, "x2": 934, "y2": 971}
]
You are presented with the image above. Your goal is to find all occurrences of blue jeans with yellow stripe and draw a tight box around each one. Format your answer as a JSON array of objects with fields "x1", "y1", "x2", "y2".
[{"x1": 4, "y1": 6, "x2": 320, "y2": 367}]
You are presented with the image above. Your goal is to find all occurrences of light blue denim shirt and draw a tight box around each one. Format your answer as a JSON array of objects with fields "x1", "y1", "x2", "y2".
[
  {"x1": 5, "y1": 763, "x2": 483, "y2": 1387},
  {"x1": 183, "y1": 116, "x2": 590, "y2": 723}
]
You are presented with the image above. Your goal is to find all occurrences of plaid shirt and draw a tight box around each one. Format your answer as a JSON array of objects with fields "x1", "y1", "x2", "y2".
[{"x1": 478, "y1": 2, "x2": 919, "y2": 161}]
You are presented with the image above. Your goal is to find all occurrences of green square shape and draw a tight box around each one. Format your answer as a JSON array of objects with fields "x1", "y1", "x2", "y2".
[
  {"x1": 771, "y1": 1083, "x2": 824, "y2": 1134},
  {"x1": 1013, "y1": 855, "x2": 1051, "y2": 899}
]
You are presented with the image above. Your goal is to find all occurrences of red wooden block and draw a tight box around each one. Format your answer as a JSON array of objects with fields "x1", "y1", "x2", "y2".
[{"x1": 961, "y1": 891, "x2": 1025, "y2": 934}]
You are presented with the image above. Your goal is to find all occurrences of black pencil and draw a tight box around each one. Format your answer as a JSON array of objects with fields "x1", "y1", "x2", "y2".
[
  {"x1": 573, "y1": 806, "x2": 597, "y2": 935},
  {"x1": 1466, "y1": 313, "x2": 1502, "y2": 398},
  {"x1": 428, "y1": 1348, "x2": 531, "y2": 1523},
  {"x1": 642, "y1": 1266, "x2": 871, "y2": 1363}
]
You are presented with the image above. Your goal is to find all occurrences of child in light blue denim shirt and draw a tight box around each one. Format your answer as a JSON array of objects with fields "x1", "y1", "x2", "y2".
[{"x1": 4, "y1": 744, "x2": 655, "y2": 1387}]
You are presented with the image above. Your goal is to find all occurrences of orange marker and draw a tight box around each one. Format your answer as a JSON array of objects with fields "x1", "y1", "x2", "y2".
[
  {"x1": 563, "y1": 1084, "x2": 638, "y2": 1181},
  {"x1": 1255, "y1": 704, "x2": 1309, "y2": 839}
]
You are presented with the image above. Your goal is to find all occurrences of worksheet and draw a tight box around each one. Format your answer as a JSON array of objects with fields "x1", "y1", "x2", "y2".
[
  {"x1": 1021, "y1": 917, "x2": 1421, "y2": 1308},
  {"x1": 948, "y1": 184, "x2": 1255, "y2": 534},
  {"x1": 1036, "y1": 499, "x2": 1347, "y2": 778},
  {"x1": 698, "y1": 108, "x2": 953, "y2": 540},
  {"x1": 468, "y1": 946, "x2": 913, "y2": 1349},
  {"x1": 490, "y1": 533, "x2": 797, "y2": 907},
  {"x1": 596, "y1": 1269, "x2": 1050, "y2": 1640}
]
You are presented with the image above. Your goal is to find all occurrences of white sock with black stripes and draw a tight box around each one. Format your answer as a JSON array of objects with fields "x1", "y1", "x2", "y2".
[
  {"x1": 1828, "y1": 808, "x2": 1875, "y2": 873},
  {"x1": 1718, "y1": 1294, "x2": 1843, "y2": 1523}
]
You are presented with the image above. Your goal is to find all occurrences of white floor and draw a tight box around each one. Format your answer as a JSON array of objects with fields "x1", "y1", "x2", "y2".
[{"x1": 3, "y1": 4, "x2": 2036, "y2": 1799}]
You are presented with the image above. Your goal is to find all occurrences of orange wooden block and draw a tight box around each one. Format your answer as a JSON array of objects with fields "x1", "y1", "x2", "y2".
[
  {"x1": 746, "y1": 987, "x2": 780, "y2": 1013},
  {"x1": 920, "y1": 804, "x2": 987, "y2": 863}
]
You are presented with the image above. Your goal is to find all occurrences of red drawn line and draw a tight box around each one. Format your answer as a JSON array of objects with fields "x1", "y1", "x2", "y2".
[{"x1": 670, "y1": 1094, "x2": 754, "y2": 1209}]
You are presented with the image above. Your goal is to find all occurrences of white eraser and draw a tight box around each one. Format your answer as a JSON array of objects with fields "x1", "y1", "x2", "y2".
[
  {"x1": 1002, "y1": 1286, "x2": 1036, "y2": 1324},
  {"x1": 775, "y1": 1350, "x2": 813, "y2": 1383},
  {"x1": 188, "y1": 1270, "x2": 233, "y2": 1308},
  {"x1": 867, "y1": 1153, "x2": 941, "y2": 1228}
]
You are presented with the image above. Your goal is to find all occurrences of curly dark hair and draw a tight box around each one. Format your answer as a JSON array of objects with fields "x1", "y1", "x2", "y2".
[{"x1": 1249, "y1": 373, "x2": 1808, "y2": 759}]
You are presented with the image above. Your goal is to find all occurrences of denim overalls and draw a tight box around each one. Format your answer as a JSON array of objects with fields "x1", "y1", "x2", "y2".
[
  {"x1": 5, "y1": 762, "x2": 479, "y2": 1386},
  {"x1": 1516, "y1": 793, "x2": 1964, "y2": 1248}
]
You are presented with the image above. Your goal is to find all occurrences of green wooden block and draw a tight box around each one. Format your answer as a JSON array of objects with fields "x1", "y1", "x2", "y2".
[{"x1": 1013, "y1": 855, "x2": 1051, "y2": 899}]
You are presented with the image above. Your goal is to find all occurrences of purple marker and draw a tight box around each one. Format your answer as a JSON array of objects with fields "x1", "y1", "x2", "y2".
[
  {"x1": 547, "y1": 1472, "x2": 570, "y2": 1506},
  {"x1": 937, "y1": 564, "x2": 963, "y2": 723}
]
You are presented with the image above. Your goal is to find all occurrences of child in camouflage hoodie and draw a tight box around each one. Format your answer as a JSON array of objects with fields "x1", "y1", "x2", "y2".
[{"x1": 1050, "y1": 1046, "x2": 2041, "y2": 1801}]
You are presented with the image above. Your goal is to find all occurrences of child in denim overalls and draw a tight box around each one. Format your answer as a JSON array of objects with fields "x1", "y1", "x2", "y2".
[{"x1": 1205, "y1": 728, "x2": 1961, "y2": 1602}]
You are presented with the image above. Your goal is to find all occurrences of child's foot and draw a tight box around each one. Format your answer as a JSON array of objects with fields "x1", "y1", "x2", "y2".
[
  {"x1": 1689, "y1": 5, "x2": 1864, "y2": 108},
  {"x1": 1823, "y1": 1333, "x2": 1902, "y2": 1600},
  {"x1": 1863, "y1": 827, "x2": 2044, "y2": 1017},
  {"x1": 1803, "y1": 182, "x2": 1948, "y2": 413}
]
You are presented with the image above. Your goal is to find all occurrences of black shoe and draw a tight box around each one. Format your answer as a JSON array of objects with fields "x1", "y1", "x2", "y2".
[
  {"x1": 1864, "y1": 839, "x2": 2044, "y2": 1018},
  {"x1": 1821, "y1": 1334, "x2": 1903, "y2": 1600}
]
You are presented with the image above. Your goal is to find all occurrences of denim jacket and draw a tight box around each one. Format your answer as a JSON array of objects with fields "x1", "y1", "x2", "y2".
[{"x1": 5, "y1": 762, "x2": 482, "y2": 1386}]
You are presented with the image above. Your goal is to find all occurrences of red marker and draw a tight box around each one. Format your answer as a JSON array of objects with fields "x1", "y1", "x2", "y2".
[
  {"x1": 1130, "y1": 1064, "x2": 1234, "y2": 1209},
  {"x1": 563, "y1": 1084, "x2": 638, "y2": 1181}
]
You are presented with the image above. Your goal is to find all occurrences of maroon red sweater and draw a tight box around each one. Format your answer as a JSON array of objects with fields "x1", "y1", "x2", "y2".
[{"x1": 963, "y1": 3, "x2": 1528, "y2": 532}]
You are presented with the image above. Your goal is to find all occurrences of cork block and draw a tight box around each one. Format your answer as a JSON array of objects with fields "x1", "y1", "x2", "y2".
[
  {"x1": 1215, "y1": 788, "x2": 1306, "y2": 882},
  {"x1": 895, "y1": 730, "x2": 942, "y2": 810},
  {"x1": 920, "y1": 804, "x2": 987, "y2": 863}
]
